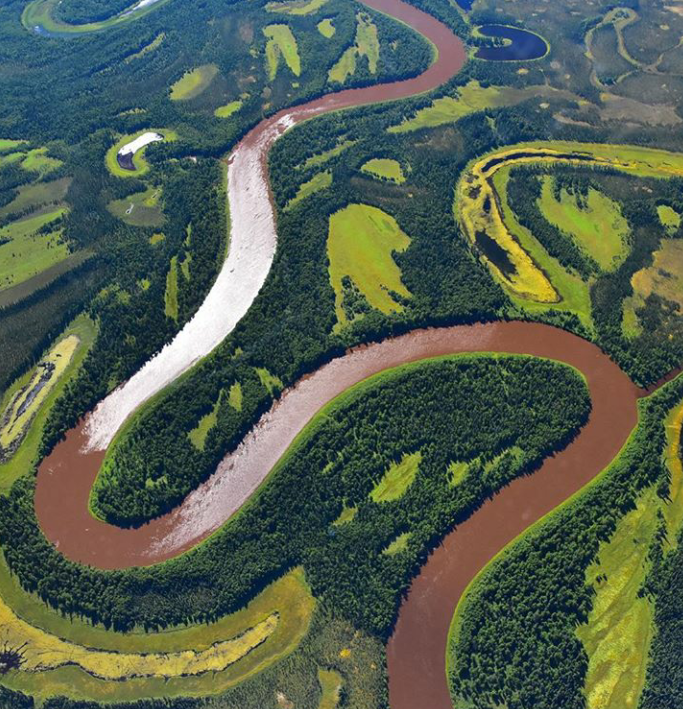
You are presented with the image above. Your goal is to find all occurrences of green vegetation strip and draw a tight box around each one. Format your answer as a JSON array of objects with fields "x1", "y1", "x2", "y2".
[{"x1": 22, "y1": 0, "x2": 173, "y2": 34}]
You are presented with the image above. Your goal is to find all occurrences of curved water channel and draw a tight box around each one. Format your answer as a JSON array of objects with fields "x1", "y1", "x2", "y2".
[{"x1": 27, "y1": 1, "x2": 668, "y2": 708}]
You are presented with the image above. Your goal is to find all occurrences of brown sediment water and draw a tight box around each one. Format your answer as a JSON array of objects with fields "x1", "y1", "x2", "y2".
[
  {"x1": 83, "y1": 0, "x2": 468, "y2": 451},
  {"x1": 386, "y1": 339, "x2": 641, "y2": 709},
  {"x1": 36, "y1": 323, "x2": 638, "y2": 569}
]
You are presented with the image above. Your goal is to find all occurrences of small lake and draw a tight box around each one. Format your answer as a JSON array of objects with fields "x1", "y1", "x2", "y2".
[{"x1": 475, "y1": 25, "x2": 548, "y2": 61}]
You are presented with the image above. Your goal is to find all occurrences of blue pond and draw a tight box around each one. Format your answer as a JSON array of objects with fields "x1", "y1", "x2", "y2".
[{"x1": 474, "y1": 25, "x2": 548, "y2": 61}]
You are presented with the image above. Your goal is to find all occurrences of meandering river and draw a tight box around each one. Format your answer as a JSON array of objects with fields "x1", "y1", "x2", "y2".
[{"x1": 29, "y1": 2, "x2": 667, "y2": 708}]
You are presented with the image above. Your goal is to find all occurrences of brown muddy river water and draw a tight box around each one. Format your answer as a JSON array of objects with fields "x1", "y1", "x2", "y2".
[{"x1": 28, "y1": 2, "x2": 654, "y2": 707}]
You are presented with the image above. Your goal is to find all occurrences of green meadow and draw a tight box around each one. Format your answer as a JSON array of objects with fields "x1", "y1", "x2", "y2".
[
  {"x1": 170, "y1": 65, "x2": 219, "y2": 101},
  {"x1": 327, "y1": 203, "x2": 412, "y2": 328},
  {"x1": 107, "y1": 186, "x2": 164, "y2": 227},
  {"x1": 264, "y1": 24, "x2": 301, "y2": 80},
  {"x1": 266, "y1": 0, "x2": 328, "y2": 15},
  {"x1": 370, "y1": 451, "x2": 422, "y2": 502},
  {"x1": 0, "y1": 208, "x2": 69, "y2": 292},
  {"x1": 538, "y1": 176, "x2": 628, "y2": 271},
  {"x1": 360, "y1": 158, "x2": 405, "y2": 183},
  {"x1": 317, "y1": 18, "x2": 335, "y2": 37},
  {"x1": 286, "y1": 171, "x2": 332, "y2": 209}
]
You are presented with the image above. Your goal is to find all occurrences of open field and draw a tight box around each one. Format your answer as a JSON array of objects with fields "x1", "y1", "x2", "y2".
[
  {"x1": 1, "y1": 566, "x2": 314, "y2": 702},
  {"x1": 170, "y1": 64, "x2": 219, "y2": 101},
  {"x1": 382, "y1": 532, "x2": 411, "y2": 555},
  {"x1": 329, "y1": 47, "x2": 357, "y2": 83},
  {"x1": 215, "y1": 100, "x2": 243, "y2": 119},
  {"x1": 264, "y1": 24, "x2": 301, "y2": 81},
  {"x1": 576, "y1": 487, "x2": 658, "y2": 709},
  {"x1": 370, "y1": 451, "x2": 421, "y2": 502},
  {"x1": 0, "y1": 314, "x2": 96, "y2": 492},
  {"x1": 0, "y1": 177, "x2": 71, "y2": 220},
  {"x1": 302, "y1": 139, "x2": 356, "y2": 169},
  {"x1": 164, "y1": 256, "x2": 179, "y2": 321},
  {"x1": 0, "y1": 144, "x2": 61, "y2": 175},
  {"x1": 286, "y1": 171, "x2": 332, "y2": 209},
  {"x1": 266, "y1": 0, "x2": 328, "y2": 15},
  {"x1": 22, "y1": 0, "x2": 172, "y2": 34},
  {"x1": 0, "y1": 208, "x2": 69, "y2": 292},
  {"x1": 125, "y1": 33, "x2": 165, "y2": 63},
  {"x1": 189, "y1": 390, "x2": 225, "y2": 450},
  {"x1": 538, "y1": 177, "x2": 629, "y2": 271},
  {"x1": 318, "y1": 18, "x2": 335, "y2": 37},
  {"x1": 0, "y1": 335, "x2": 79, "y2": 456},
  {"x1": 657, "y1": 204, "x2": 681, "y2": 233},
  {"x1": 317, "y1": 668, "x2": 343, "y2": 709},
  {"x1": 623, "y1": 239, "x2": 683, "y2": 335},
  {"x1": 361, "y1": 158, "x2": 405, "y2": 183},
  {"x1": 327, "y1": 203, "x2": 412, "y2": 328},
  {"x1": 105, "y1": 129, "x2": 177, "y2": 178},
  {"x1": 107, "y1": 186, "x2": 164, "y2": 227},
  {"x1": 0, "y1": 139, "x2": 26, "y2": 152},
  {"x1": 329, "y1": 12, "x2": 378, "y2": 83}
]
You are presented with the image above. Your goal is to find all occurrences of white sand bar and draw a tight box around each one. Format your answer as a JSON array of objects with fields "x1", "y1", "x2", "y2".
[
  {"x1": 84, "y1": 113, "x2": 297, "y2": 451},
  {"x1": 118, "y1": 132, "x2": 164, "y2": 157}
]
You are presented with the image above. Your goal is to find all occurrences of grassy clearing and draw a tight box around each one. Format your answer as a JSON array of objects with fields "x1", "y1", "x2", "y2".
[
  {"x1": 188, "y1": 391, "x2": 224, "y2": 450},
  {"x1": 164, "y1": 256, "x2": 179, "y2": 321},
  {"x1": 657, "y1": 204, "x2": 681, "y2": 232},
  {"x1": 264, "y1": 24, "x2": 301, "y2": 80},
  {"x1": 0, "y1": 335, "x2": 79, "y2": 452},
  {"x1": 318, "y1": 18, "x2": 335, "y2": 37},
  {"x1": 538, "y1": 176, "x2": 629, "y2": 271},
  {"x1": 105, "y1": 129, "x2": 177, "y2": 178},
  {"x1": 286, "y1": 171, "x2": 332, "y2": 209},
  {"x1": 125, "y1": 33, "x2": 165, "y2": 63},
  {"x1": 448, "y1": 461, "x2": 469, "y2": 486},
  {"x1": 1, "y1": 566, "x2": 315, "y2": 702},
  {"x1": 107, "y1": 186, "x2": 164, "y2": 227},
  {"x1": 0, "y1": 139, "x2": 26, "y2": 152},
  {"x1": 329, "y1": 47, "x2": 357, "y2": 83},
  {"x1": 0, "y1": 315, "x2": 96, "y2": 492},
  {"x1": 266, "y1": 0, "x2": 328, "y2": 15},
  {"x1": 317, "y1": 668, "x2": 343, "y2": 709},
  {"x1": 229, "y1": 381, "x2": 243, "y2": 411},
  {"x1": 333, "y1": 506, "x2": 357, "y2": 525},
  {"x1": 576, "y1": 399, "x2": 683, "y2": 709},
  {"x1": 0, "y1": 177, "x2": 71, "y2": 219},
  {"x1": 370, "y1": 451, "x2": 422, "y2": 503},
  {"x1": 170, "y1": 64, "x2": 219, "y2": 101},
  {"x1": 22, "y1": 147, "x2": 62, "y2": 174},
  {"x1": 388, "y1": 81, "x2": 554, "y2": 133},
  {"x1": 303, "y1": 139, "x2": 356, "y2": 169},
  {"x1": 215, "y1": 100, "x2": 243, "y2": 119},
  {"x1": 22, "y1": 0, "x2": 172, "y2": 33},
  {"x1": 628, "y1": 239, "x2": 683, "y2": 316},
  {"x1": 0, "y1": 208, "x2": 69, "y2": 292},
  {"x1": 664, "y1": 401, "x2": 683, "y2": 543},
  {"x1": 256, "y1": 367, "x2": 283, "y2": 394},
  {"x1": 329, "y1": 12, "x2": 378, "y2": 83},
  {"x1": 328, "y1": 203, "x2": 412, "y2": 328},
  {"x1": 576, "y1": 487, "x2": 658, "y2": 709},
  {"x1": 382, "y1": 532, "x2": 411, "y2": 555},
  {"x1": 360, "y1": 158, "x2": 405, "y2": 183},
  {"x1": 0, "y1": 144, "x2": 61, "y2": 175},
  {"x1": 356, "y1": 12, "x2": 379, "y2": 72}
]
